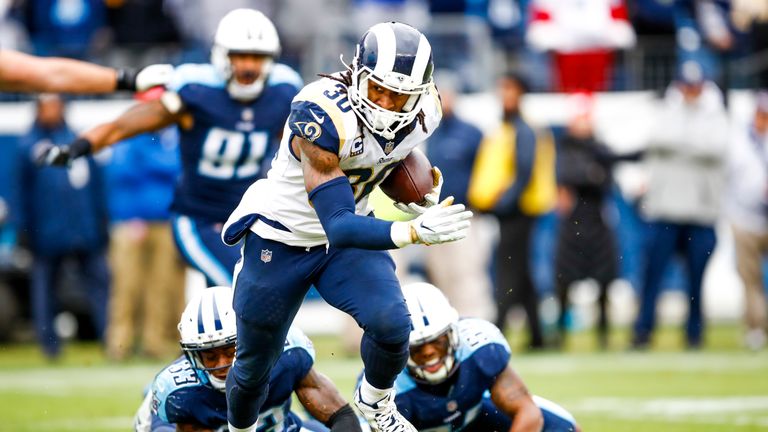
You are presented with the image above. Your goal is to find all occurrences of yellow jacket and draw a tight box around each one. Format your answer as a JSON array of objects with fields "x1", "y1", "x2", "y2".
[{"x1": 468, "y1": 119, "x2": 556, "y2": 216}]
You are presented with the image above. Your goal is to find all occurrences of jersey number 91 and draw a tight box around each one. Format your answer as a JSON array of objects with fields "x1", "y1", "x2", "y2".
[{"x1": 199, "y1": 127, "x2": 269, "y2": 180}]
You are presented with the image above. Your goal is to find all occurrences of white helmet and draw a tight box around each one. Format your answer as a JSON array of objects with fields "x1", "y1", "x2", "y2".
[
  {"x1": 178, "y1": 286, "x2": 237, "y2": 391},
  {"x1": 346, "y1": 22, "x2": 434, "y2": 140},
  {"x1": 402, "y1": 282, "x2": 460, "y2": 384},
  {"x1": 210, "y1": 8, "x2": 281, "y2": 101}
]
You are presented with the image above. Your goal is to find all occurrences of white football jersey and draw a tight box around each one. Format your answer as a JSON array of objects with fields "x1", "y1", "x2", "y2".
[{"x1": 224, "y1": 74, "x2": 442, "y2": 247}]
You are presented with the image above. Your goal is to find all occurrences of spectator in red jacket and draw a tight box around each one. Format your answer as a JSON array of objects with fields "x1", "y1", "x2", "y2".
[{"x1": 526, "y1": 0, "x2": 636, "y2": 92}]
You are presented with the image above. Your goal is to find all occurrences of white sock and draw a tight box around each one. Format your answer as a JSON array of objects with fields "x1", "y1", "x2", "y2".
[
  {"x1": 228, "y1": 421, "x2": 257, "y2": 432},
  {"x1": 359, "y1": 375, "x2": 391, "y2": 404}
]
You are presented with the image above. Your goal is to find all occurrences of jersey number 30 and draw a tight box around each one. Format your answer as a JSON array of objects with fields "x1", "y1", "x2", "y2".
[{"x1": 199, "y1": 127, "x2": 269, "y2": 179}]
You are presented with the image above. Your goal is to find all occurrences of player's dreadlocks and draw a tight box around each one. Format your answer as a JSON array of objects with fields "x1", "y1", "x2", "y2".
[{"x1": 318, "y1": 70, "x2": 429, "y2": 136}]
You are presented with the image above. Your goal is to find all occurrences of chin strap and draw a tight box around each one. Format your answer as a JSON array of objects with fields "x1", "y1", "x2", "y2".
[{"x1": 208, "y1": 373, "x2": 227, "y2": 391}]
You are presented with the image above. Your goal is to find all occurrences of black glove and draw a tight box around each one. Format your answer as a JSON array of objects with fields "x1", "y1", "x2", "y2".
[
  {"x1": 326, "y1": 404, "x2": 362, "y2": 432},
  {"x1": 116, "y1": 64, "x2": 174, "y2": 91},
  {"x1": 115, "y1": 67, "x2": 138, "y2": 91},
  {"x1": 35, "y1": 138, "x2": 92, "y2": 166}
]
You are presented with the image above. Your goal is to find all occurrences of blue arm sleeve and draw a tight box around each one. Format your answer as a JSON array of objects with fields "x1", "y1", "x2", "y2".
[
  {"x1": 493, "y1": 122, "x2": 536, "y2": 216},
  {"x1": 308, "y1": 176, "x2": 397, "y2": 249}
]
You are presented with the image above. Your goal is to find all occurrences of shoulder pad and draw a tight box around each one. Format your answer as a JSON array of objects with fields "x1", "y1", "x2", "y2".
[
  {"x1": 169, "y1": 63, "x2": 225, "y2": 92},
  {"x1": 268, "y1": 63, "x2": 304, "y2": 90},
  {"x1": 456, "y1": 318, "x2": 510, "y2": 362},
  {"x1": 294, "y1": 78, "x2": 357, "y2": 133},
  {"x1": 151, "y1": 358, "x2": 203, "y2": 422},
  {"x1": 393, "y1": 369, "x2": 417, "y2": 395},
  {"x1": 284, "y1": 326, "x2": 316, "y2": 361},
  {"x1": 420, "y1": 83, "x2": 443, "y2": 132},
  {"x1": 288, "y1": 78, "x2": 358, "y2": 154}
]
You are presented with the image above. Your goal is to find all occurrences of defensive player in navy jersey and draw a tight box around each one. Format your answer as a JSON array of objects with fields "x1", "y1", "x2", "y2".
[
  {"x1": 221, "y1": 22, "x2": 472, "y2": 432},
  {"x1": 134, "y1": 286, "x2": 361, "y2": 432},
  {"x1": 37, "y1": 9, "x2": 302, "y2": 286},
  {"x1": 382, "y1": 283, "x2": 580, "y2": 432},
  {"x1": 0, "y1": 48, "x2": 171, "y2": 93}
]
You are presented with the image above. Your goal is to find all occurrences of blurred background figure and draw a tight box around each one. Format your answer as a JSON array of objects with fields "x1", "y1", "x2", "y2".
[
  {"x1": 0, "y1": 0, "x2": 29, "y2": 52},
  {"x1": 731, "y1": 0, "x2": 768, "y2": 88},
  {"x1": 554, "y1": 93, "x2": 642, "y2": 349},
  {"x1": 725, "y1": 90, "x2": 768, "y2": 352},
  {"x1": 165, "y1": 0, "x2": 277, "y2": 63},
  {"x1": 423, "y1": 70, "x2": 494, "y2": 321},
  {"x1": 526, "y1": 0, "x2": 636, "y2": 92},
  {"x1": 632, "y1": 62, "x2": 729, "y2": 350},
  {"x1": 350, "y1": 0, "x2": 429, "y2": 37},
  {"x1": 15, "y1": 0, "x2": 107, "y2": 59},
  {"x1": 469, "y1": 72, "x2": 556, "y2": 349},
  {"x1": 672, "y1": 0, "x2": 734, "y2": 89},
  {"x1": 17, "y1": 94, "x2": 110, "y2": 359},
  {"x1": 104, "y1": 114, "x2": 185, "y2": 361},
  {"x1": 100, "y1": 0, "x2": 181, "y2": 69}
]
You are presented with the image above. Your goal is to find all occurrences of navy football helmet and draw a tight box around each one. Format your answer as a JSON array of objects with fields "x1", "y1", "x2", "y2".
[{"x1": 346, "y1": 22, "x2": 434, "y2": 139}]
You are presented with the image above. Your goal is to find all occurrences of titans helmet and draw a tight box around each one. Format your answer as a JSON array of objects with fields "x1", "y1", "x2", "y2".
[
  {"x1": 211, "y1": 8, "x2": 280, "y2": 101},
  {"x1": 402, "y1": 282, "x2": 460, "y2": 384},
  {"x1": 178, "y1": 286, "x2": 237, "y2": 391},
  {"x1": 347, "y1": 22, "x2": 434, "y2": 140}
]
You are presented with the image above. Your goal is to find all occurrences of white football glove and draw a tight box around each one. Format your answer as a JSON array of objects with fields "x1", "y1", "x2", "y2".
[
  {"x1": 135, "y1": 64, "x2": 174, "y2": 91},
  {"x1": 394, "y1": 166, "x2": 444, "y2": 215},
  {"x1": 390, "y1": 197, "x2": 472, "y2": 247}
]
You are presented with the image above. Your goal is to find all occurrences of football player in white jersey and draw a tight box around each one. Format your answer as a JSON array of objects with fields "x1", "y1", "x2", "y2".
[{"x1": 221, "y1": 22, "x2": 473, "y2": 432}]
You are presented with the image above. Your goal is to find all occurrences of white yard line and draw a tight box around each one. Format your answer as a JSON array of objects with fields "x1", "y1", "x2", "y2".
[{"x1": 570, "y1": 396, "x2": 768, "y2": 428}]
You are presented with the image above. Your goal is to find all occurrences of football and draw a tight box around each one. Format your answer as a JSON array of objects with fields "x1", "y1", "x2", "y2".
[{"x1": 379, "y1": 148, "x2": 434, "y2": 205}]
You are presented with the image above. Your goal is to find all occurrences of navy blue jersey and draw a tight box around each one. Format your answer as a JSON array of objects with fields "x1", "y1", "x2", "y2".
[
  {"x1": 135, "y1": 326, "x2": 315, "y2": 431},
  {"x1": 390, "y1": 319, "x2": 578, "y2": 432},
  {"x1": 167, "y1": 63, "x2": 302, "y2": 223}
]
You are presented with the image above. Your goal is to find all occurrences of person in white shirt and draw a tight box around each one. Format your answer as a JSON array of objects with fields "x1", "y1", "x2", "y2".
[
  {"x1": 726, "y1": 91, "x2": 768, "y2": 351},
  {"x1": 632, "y1": 62, "x2": 729, "y2": 350}
]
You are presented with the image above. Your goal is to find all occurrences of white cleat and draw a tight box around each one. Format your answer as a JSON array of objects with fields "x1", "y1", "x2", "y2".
[{"x1": 354, "y1": 387, "x2": 417, "y2": 432}]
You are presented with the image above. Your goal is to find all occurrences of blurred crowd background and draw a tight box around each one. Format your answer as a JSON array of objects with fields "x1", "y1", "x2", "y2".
[{"x1": 1, "y1": 0, "x2": 768, "y2": 361}]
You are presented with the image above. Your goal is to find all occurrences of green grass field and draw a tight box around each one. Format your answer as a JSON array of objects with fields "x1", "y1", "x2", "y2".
[{"x1": 0, "y1": 324, "x2": 766, "y2": 431}]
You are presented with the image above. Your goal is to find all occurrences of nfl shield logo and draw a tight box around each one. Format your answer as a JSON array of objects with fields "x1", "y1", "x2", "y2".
[{"x1": 260, "y1": 249, "x2": 272, "y2": 263}]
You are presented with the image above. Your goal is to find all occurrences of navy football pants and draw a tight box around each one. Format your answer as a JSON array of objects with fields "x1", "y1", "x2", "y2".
[
  {"x1": 171, "y1": 214, "x2": 240, "y2": 287},
  {"x1": 227, "y1": 233, "x2": 412, "y2": 429}
]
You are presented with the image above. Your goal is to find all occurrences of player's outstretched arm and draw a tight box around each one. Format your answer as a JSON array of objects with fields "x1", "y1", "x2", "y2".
[
  {"x1": 0, "y1": 49, "x2": 117, "y2": 93},
  {"x1": 84, "y1": 99, "x2": 182, "y2": 152},
  {"x1": 0, "y1": 49, "x2": 173, "y2": 93},
  {"x1": 490, "y1": 366, "x2": 544, "y2": 432},
  {"x1": 37, "y1": 99, "x2": 183, "y2": 166},
  {"x1": 295, "y1": 368, "x2": 362, "y2": 432}
]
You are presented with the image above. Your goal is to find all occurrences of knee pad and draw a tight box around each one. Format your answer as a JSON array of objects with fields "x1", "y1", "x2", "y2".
[{"x1": 362, "y1": 301, "x2": 411, "y2": 345}]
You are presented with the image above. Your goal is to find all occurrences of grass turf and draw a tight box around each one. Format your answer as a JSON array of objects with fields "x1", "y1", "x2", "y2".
[{"x1": 0, "y1": 324, "x2": 766, "y2": 431}]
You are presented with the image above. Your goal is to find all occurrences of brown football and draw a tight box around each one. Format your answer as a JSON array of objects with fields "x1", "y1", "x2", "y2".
[{"x1": 379, "y1": 148, "x2": 434, "y2": 205}]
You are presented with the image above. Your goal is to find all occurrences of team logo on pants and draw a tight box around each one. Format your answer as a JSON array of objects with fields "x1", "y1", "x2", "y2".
[{"x1": 261, "y1": 249, "x2": 273, "y2": 263}]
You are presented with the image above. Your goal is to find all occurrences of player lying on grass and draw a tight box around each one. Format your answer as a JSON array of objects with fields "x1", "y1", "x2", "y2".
[
  {"x1": 134, "y1": 286, "x2": 360, "y2": 432},
  {"x1": 365, "y1": 282, "x2": 580, "y2": 432}
]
